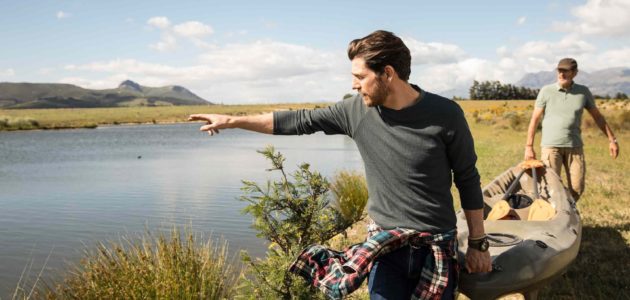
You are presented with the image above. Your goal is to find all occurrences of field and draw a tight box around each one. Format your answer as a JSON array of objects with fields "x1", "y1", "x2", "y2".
[
  {"x1": 4, "y1": 99, "x2": 629, "y2": 299},
  {"x1": 0, "y1": 103, "x2": 327, "y2": 130}
]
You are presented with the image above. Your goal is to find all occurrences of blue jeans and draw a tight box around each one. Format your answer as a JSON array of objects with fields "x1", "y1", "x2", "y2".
[{"x1": 368, "y1": 244, "x2": 456, "y2": 300}]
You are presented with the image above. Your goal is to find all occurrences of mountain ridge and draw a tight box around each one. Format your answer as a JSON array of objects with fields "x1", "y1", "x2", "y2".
[
  {"x1": 516, "y1": 67, "x2": 630, "y2": 97},
  {"x1": 0, "y1": 80, "x2": 211, "y2": 108}
]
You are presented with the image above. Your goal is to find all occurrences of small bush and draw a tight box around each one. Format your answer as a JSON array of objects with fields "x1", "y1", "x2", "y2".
[
  {"x1": 503, "y1": 112, "x2": 527, "y2": 131},
  {"x1": 330, "y1": 170, "x2": 368, "y2": 224},
  {"x1": 38, "y1": 228, "x2": 242, "y2": 299},
  {"x1": 238, "y1": 146, "x2": 358, "y2": 299},
  {"x1": 0, "y1": 116, "x2": 40, "y2": 130},
  {"x1": 614, "y1": 110, "x2": 630, "y2": 131}
]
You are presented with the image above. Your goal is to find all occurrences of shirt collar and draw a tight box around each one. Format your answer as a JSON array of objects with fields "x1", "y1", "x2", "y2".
[{"x1": 556, "y1": 82, "x2": 574, "y2": 92}]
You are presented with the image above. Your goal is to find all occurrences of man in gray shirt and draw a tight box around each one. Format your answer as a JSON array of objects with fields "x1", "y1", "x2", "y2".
[
  {"x1": 190, "y1": 30, "x2": 491, "y2": 299},
  {"x1": 524, "y1": 58, "x2": 619, "y2": 201}
]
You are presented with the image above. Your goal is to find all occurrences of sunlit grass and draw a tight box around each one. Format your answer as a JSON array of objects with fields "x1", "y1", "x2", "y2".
[
  {"x1": 19, "y1": 228, "x2": 243, "y2": 299},
  {"x1": 0, "y1": 103, "x2": 328, "y2": 131}
]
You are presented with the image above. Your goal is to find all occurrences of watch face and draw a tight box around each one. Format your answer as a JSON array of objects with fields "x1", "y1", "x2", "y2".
[
  {"x1": 469, "y1": 237, "x2": 490, "y2": 252},
  {"x1": 480, "y1": 239, "x2": 489, "y2": 251}
]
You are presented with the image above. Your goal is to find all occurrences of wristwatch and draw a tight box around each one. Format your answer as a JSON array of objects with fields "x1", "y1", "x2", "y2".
[{"x1": 468, "y1": 235, "x2": 490, "y2": 252}]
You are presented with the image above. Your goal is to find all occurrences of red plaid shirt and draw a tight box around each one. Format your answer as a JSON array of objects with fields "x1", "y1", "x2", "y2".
[{"x1": 289, "y1": 221, "x2": 458, "y2": 299}]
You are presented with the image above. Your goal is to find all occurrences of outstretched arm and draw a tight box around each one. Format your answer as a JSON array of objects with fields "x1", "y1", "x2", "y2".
[
  {"x1": 188, "y1": 113, "x2": 273, "y2": 136},
  {"x1": 586, "y1": 107, "x2": 619, "y2": 159},
  {"x1": 524, "y1": 107, "x2": 544, "y2": 160}
]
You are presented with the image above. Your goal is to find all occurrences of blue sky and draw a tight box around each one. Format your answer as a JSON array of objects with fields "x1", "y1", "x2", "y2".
[{"x1": 1, "y1": 0, "x2": 629, "y2": 103}]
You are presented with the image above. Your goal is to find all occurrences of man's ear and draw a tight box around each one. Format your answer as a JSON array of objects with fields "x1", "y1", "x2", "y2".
[{"x1": 384, "y1": 65, "x2": 396, "y2": 81}]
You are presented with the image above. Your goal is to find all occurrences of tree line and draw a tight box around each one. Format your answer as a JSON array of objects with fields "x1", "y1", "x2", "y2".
[
  {"x1": 469, "y1": 80, "x2": 539, "y2": 100},
  {"x1": 343, "y1": 81, "x2": 628, "y2": 101}
]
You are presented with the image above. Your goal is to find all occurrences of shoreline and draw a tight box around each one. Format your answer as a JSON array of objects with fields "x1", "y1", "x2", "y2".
[{"x1": 0, "y1": 103, "x2": 329, "y2": 132}]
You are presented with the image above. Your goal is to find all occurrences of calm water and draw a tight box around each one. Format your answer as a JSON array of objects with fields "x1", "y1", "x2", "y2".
[{"x1": 0, "y1": 123, "x2": 362, "y2": 296}]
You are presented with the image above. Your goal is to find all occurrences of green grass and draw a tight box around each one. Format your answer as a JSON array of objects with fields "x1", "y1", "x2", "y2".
[{"x1": 14, "y1": 228, "x2": 243, "y2": 299}]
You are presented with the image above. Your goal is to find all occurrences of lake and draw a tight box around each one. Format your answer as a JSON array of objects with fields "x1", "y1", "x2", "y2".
[{"x1": 0, "y1": 123, "x2": 363, "y2": 296}]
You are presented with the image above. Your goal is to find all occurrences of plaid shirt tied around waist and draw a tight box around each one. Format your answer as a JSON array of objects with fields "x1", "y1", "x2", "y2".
[{"x1": 289, "y1": 221, "x2": 458, "y2": 300}]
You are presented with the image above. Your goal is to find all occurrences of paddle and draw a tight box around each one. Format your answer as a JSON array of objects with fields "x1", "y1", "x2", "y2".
[{"x1": 487, "y1": 160, "x2": 545, "y2": 221}]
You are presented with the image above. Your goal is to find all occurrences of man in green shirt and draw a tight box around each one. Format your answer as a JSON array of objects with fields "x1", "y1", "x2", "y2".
[{"x1": 524, "y1": 58, "x2": 619, "y2": 201}]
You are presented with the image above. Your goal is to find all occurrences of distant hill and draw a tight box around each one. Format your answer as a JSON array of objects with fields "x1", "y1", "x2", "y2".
[
  {"x1": 0, "y1": 80, "x2": 211, "y2": 108},
  {"x1": 516, "y1": 67, "x2": 630, "y2": 97}
]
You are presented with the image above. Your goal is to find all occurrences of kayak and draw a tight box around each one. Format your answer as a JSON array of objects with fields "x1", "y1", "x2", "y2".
[{"x1": 456, "y1": 163, "x2": 582, "y2": 300}]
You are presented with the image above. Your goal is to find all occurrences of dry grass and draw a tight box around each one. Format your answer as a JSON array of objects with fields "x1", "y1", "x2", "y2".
[
  {"x1": 16, "y1": 228, "x2": 243, "y2": 299},
  {"x1": 0, "y1": 103, "x2": 328, "y2": 131}
]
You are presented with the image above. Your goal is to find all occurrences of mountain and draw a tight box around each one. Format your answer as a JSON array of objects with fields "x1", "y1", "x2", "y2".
[
  {"x1": 0, "y1": 80, "x2": 211, "y2": 108},
  {"x1": 516, "y1": 67, "x2": 630, "y2": 97}
]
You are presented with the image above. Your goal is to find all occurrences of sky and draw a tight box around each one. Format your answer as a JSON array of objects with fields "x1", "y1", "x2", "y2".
[{"x1": 1, "y1": 0, "x2": 629, "y2": 103}]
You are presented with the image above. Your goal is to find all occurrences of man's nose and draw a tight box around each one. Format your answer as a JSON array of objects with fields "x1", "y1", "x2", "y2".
[{"x1": 352, "y1": 79, "x2": 360, "y2": 90}]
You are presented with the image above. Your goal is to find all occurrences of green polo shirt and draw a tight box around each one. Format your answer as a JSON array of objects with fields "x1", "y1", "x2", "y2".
[{"x1": 535, "y1": 82, "x2": 595, "y2": 147}]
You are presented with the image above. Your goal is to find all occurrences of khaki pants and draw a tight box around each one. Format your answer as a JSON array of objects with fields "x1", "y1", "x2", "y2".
[{"x1": 541, "y1": 147, "x2": 585, "y2": 201}]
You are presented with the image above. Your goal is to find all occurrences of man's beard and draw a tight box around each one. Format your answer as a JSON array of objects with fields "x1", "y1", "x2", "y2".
[{"x1": 365, "y1": 77, "x2": 389, "y2": 107}]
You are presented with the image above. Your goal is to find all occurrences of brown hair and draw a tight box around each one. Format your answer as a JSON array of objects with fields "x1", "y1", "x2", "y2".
[{"x1": 347, "y1": 30, "x2": 411, "y2": 81}]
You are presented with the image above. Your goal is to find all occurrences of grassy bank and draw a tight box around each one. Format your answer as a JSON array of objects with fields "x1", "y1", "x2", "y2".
[{"x1": 0, "y1": 103, "x2": 327, "y2": 131}]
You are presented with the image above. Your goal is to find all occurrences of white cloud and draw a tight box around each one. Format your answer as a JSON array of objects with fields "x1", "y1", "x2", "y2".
[
  {"x1": 412, "y1": 35, "x2": 629, "y2": 97},
  {"x1": 198, "y1": 40, "x2": 341, "y2": 80},
  {"x1": 147, "y1": 18, "x2": 215, "y2": 52},
  {"x1": 517, "y1": 16, "x2": 527, "y2": 25},
  {"x1": 147, "y1": 16, "x2": 171, "y2": 29},
  {"x1": 579, "y1": 47, "x2": 630, "y2": 70},
  {"x1": 62, "y1": 40, "x2": 350, "y2": 102},
  {"x1": 0, "y1": 68, "x2": 15, "y2": 77},
  {"x1": 511, "y1": 35, "x2": 596, "y2": 72},
  {"x1": 552, "y1": 0, "x2": 630, "y2": 36},
  {"x1": 150, "y1": 33, "x2": 177, "y2": 52},
  {"x1": 496, "y1": 46, "x2": 510, "y2": 57},
  {"x1": 173, "y1": 21, "x2": 213, "y2": 38},
  {"x1": 402, "y1": 37, "x2": 467, "y2": 65},
  {"x1": 413, "y1": 58, "x2": 522, "y2": 94},
  {"x1": 56, "y1": 11, "x2": 70, "y2": 19}
]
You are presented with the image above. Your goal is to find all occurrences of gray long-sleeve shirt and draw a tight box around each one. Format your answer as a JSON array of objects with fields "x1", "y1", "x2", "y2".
[{"x1": 273, "y1": 86, "x2": 483, "y2": 232}]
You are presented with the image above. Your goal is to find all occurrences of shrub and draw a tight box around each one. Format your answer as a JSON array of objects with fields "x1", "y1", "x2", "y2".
[
  {"x1": 330, "y1": 170, "x2": 368, "y2": 224},
  {"x1": 614, "y1": 110, "x2": 630, "y2": 131},
  {"x1": 0, "y1": 116, "x2": 40, "y2": 130},
  {"x1": 238, "y1": 146, "x2": 357, "y2": 299},
  {"x1": 38, "y1": 228, "x2": 242, "y2": 299},
  {"x1": 503, "y1": 112, "x2": 527, "y2": 131}
]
